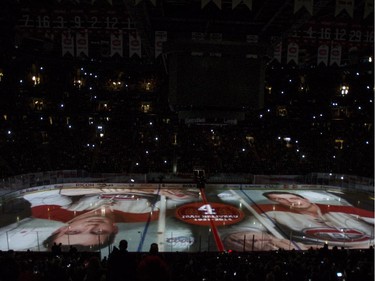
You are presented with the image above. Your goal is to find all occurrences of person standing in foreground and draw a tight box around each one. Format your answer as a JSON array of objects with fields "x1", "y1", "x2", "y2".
[
  {"x1": 137, "y1": 242, "x2": 171, "y2": 281},
  {"x1": 107, "y1": 239, "x2": 137, "y2": 281}
]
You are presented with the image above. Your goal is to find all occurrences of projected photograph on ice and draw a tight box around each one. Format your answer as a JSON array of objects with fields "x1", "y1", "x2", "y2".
[
  {"x1": 218, "y1": 187, "x2": 374, "y2": 251},
  {"x1": 0, "y1": 183, "x2": 373, "y2": 255}
]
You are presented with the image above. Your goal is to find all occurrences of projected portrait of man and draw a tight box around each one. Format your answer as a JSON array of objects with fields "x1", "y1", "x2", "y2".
[
  {"x1": 258, "y1": 191, "x2": 374, "y2": 248},
  {"x1": 43, "y1": 206, "x2": 117, "y2": 251},
  {"x1": 4, "y1": 187, "x2": 200, "y2": 251}
]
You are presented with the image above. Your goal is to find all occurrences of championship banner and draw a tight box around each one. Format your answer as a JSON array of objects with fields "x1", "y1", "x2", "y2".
[
  {"x1": 232, "y1": 0, "x2": 252, "y2": 10},
  {"x1": 246, "y1": 35, "x2": 258, "y2": 58},
  {"x1": 129, "y1": 31, "x2": 142, "y2": 58},
  {"x1": 294, "y1": 0, "x2": 313, "y2": 15},
  {"x1": 202, "y1": 0, "x2": 222, "y2": 9},
  {"x1": 330, "y1": 43, "x2": 342, "y2": 66},
  {"x1": 364, "y1": 0, "x2": 374, "y2": 18},
  {"x1": 110, "y1": 30, "x2": 123, "y2": 57},
  {"x1": 317, "y1": 44, "x2": 329, "y2": 66},
  {"x1": 209, "y1": 33, "x2": 222, "y2": 57},
  {"x1": 335, "y1": 0, "x2": 354, "y2": 17},
  {"x1": 155, "y1": 31, "x2": 167, "y2": 58},
  {"x1": 287, "y1": 42, "x2": 299, "y2": 64},
  {"x1": 135, "y1": 0, "x2": 156, "y2": 6},
  {"x1": 75, "y1": 30, "x2": 88, "y2": 57},
  {"x1": 246, "y1": 34, "x2": 258, "y2": 43},
  {"x1": 191, "y1": 32, "x2": 205, "y2": 56},
  {"x1": 210, "y1": 33, "x2": 222, "y2": 42},
  {"x1": 192, "y1": 32, "x2": 205, "y2": 41},
  {"x1": 61, "y1": 31, "x2": 74, "y2": 57}
]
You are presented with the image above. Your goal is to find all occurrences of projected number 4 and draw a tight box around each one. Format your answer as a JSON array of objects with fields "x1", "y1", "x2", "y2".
[{"x1": 198, "y1": 204, "x2": 216, "y2": 215}]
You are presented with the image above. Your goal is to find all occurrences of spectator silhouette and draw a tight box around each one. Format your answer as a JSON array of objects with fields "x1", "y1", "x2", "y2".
[
  {"x1": 69, "y1": 245, "x2": 78, "y2": 255},
  {"x1": 107, "y1": 239, "x2": 136, "y2": 281},
  {"x1": 137, "y1": 243, "x2": 171, "y2": 281},
  {"x1": 83, "y1": 256, "x2": 105, "y2": 281},
  {"x1": 149, "y1": 243, "x2": 159, "y2": 255},
  {"x1": 51, "y1": 242, "x2": 62, "y2": 255},
  {"x1": 0, "y1": 250, "x2": 20, "y2": 281}
]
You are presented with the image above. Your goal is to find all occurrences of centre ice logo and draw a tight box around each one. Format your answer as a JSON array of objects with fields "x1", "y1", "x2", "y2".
[{"x1": 175, "y1": 202, "x2": 244, "y2": 226}]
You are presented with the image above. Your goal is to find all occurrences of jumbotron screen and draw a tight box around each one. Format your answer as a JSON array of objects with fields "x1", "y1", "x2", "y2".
[{"x1": 168, "y1": 53, "x2": 265, "y2": 111}]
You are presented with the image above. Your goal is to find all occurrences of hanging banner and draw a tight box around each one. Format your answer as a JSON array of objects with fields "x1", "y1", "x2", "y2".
[
  {"x1": 202, "y1": 0, "x2": 221, "y2": 9},
  {"x1": 61, "y1": 31, "x2": 74, "y2": 57},
  {"x1": 75, "y1": 30, "x2": 88, "y2": 57},
  {"x1": 192, "y1": 32, "x2": 205, "y2": 41},
  {"x1": 287, "y1": 42, "x2": 299, "y2": 64},
  {"x1": 110, "y1": 30, "x2": 123, "y2": 57},
  {"x1": 364, "y1": 0, "x2": 374, "y2": 18},
  {"x1": 330, "y1": 43, "x2": 342, "y2": 66},
  {"x1": 135, "y1": 0, "x2": 156, "y2": 6},
  {"x1": 210, "y1": 33, "x2": 222, "y2": 42},
  {"x1": 232, "y1": 0, "x2": 252, "y2": 10},
  {"x1": 191, "y1": 32, "x2": 204, "y2": 56},
  {"x1": 317, "y1": 44, "x2": 329, "y2": 66},
  {"x1": 155, "y1": 31, "x2": 167, "y2": 58},
  {"x1": 129, "y1": 31, "x2": 142, "y2": 58},
  {"x1": 246, "y1": 35, "x2": 258, "y2": 58},
  {"x1": 246, "y1": 34, "x2": 258, "y2": 43},
  {"x1": 329, "y1": 43, "x2": 342, "y2": 66},
  {"x1": 273, "y1": 40, "x2": 282, "y2": 63},
  {"x1": 209, "y1": 33, "x2": 222, "y2": 56},
  {"x1": 294, "y1": 0, "x2": 313, "y2": 15},
  {"x1": 335, "y1": 0, "x2": 354, "y2": 17}
]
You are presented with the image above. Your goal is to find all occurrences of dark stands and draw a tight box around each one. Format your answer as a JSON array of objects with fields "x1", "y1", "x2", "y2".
[{"x1": 0, "y1": 247, "x2": 373, "y2": 281}]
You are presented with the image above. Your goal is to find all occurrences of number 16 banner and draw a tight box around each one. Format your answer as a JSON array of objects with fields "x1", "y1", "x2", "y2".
[{"x1": 317, "y1": 44, "x2": 329, "y2": 66}]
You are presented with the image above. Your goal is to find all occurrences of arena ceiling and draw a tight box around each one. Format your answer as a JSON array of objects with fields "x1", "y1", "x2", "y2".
[{"x1": 0, "y1": 0, "x2": 373, "y2": 60}]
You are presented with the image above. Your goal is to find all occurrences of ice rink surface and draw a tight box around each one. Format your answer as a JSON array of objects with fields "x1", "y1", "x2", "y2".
[{"x1": 0, "y1": 183, "x2": 373, "y2": 257}]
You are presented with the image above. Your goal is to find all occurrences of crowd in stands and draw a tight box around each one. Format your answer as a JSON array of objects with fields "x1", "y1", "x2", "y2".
[
  {"x1": 0, "y1": 241, "x2": 373, "y2": 281},
  {"x1": 0, "y1": 51, "x2": 373, "y2": 180}
]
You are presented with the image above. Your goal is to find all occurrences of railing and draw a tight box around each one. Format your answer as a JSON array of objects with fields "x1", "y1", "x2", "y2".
[{"x1": 0, "y1": 170, "x2": 373, "y2": 196}]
